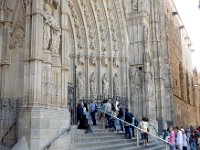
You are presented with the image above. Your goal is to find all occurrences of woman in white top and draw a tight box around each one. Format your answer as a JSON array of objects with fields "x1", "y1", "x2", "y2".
[{"x1": 140, "y1": 117, "x2": 149, "y2": 146}]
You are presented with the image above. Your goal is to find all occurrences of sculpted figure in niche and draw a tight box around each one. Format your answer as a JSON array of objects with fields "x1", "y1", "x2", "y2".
[
  {"x1": 42, "y1": 2, "x2": 61, "y2": 54},
  {"x1": 43, "y1": 3, "x2": 52, "y2": 50},
  {"x1": 50, "y1": 17, "x2": 61, "y2": 54},
  {"x1": 102, "y1": 73, "x2": 109, "y2": 96},
  {"x1": 113, "y1": 53, "x2": 119, "y2": 67},
  {"x1": 90, "y1": 72, "x2": 96, "y2": 97},
  {"x1": 77, "y1": 71, "x2": 85, "y2": 99},
  {"x1": 113, "y1": 73, "x2": 120, "y2": 96}
]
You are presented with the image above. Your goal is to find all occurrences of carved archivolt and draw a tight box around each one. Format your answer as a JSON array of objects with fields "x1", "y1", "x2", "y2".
[
  {"x1": 90, "y1": 52, "x2": 96, "y2": 66},
  {"x1": 101, "y1": 51, "x2": 108, "y2": 67}
]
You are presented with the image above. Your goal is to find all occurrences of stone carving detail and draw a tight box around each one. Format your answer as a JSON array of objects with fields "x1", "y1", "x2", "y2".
[
  {"x1": 143, "y1": 25, "x2": 149, "y2": 50},
  {"x1": 90, "y1": 52, "x2": 96, "y2": 66},
  {"x1": 102, "y1": 52, "x2": 108, "y2": 67},
  {"x1": 78, "y1": 52, "x2": 84, "y2": 65},
  {"x1": 102, "y1": 73, "x2": 109, "y2": 96},
  {"x1": 113, "y1": 52, "x2": 119, "y2": 67},
  {"x1": 130, "y1": 68, "x2": 142, "y2": 87},
  {"x1": 90, "y1": 72, "x2": 96, "y2": 97},
  {"x1": 77, "y1": 71, "x2": 85, "y2": 99},
  {"x1": 10, "y1": 27, "x2": 25, "y2": 48},
  {"x1": 43, "y1": 1, "x2": 61, "y2": 55},
  {"x1": 113, "y1": 73, "x2": 120, "y2": 96}
]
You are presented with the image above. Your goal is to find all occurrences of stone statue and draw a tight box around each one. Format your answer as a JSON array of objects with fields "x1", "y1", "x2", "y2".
[
  {"x1": 51, "y1": 27, "x2": 61, "y2": 54},
  {"x1": 77, "y1": 72, "x2": 85, "y2": 99},
  {"x1": 90, "y1": 72, "x2": 96, "y2": 97},
  {"x1": 113, "y1": 53, "x2": 119, "y2": 67},
  {"x1": 42, "y1": 2, "x2": 61, "y2": 54},
  {"x1": 43, "y1": 3, "x2": 52, "y2": 50},
  {"x1": 102, "y1": 73, "x2": 109, "y2": 96},
  {"x1": 113, "y1": 73, "x2": 120, "y2": 96}
]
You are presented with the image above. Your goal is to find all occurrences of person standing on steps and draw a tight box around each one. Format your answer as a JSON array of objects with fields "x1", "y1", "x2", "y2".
[
  {"x1": 106, "y1": 99, "x2": 112, "y2": 128},
  {"x1": 140, "y1": 117, "x2": 149, "y2": 146},
  {"x1": 77, "y1": 102, "x2": 83, "y2": 124},
  {"x1": 90, "y1": 99, "x2": 97, "y2": 125},
  {"x1": 124, "y1": 108, "x2": 133, "y2": 139},
  {"x1": 181, "y1": 129, "x2": 188, "y2": 150},
  {"x1": 117, "y1": 104, "x2": 124, "y2": 132},
  {"x1": 110, "y1": 103, "x2": 117, "y2": 132},
  {"x1": 175, "y1": 126, "x2": 183, "y2": 150},
  {"x1": 169, "y1": 126, "x2": 176, "y2": 150}
]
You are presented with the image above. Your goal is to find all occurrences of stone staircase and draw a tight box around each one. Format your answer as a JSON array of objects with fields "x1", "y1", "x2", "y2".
[{"x1": 70, "y1": 123, "x2": 167, "y2": 150}]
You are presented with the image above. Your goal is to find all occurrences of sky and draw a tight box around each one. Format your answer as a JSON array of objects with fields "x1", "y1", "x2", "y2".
[{"x1": 173, "y1": 0, "x2": 200, "y2": 71}]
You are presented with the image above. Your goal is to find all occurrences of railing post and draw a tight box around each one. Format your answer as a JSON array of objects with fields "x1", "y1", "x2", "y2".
[{"x1": 136, "y1": 129, "x2": 139, "y2": 147}]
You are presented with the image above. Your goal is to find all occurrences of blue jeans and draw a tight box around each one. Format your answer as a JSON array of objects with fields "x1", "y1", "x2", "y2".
[
  {"x1": 190, "y1": 141, "x2": 196, "y2": 150},
  {"x1": 111, "y1": 119, "x2": 116, "y2": 130},
  {"x1": 119, "y1": 116, "x2": 124, "y2": 131},
  {"x1": 106, "y1": 112, "x2": 111, "y2": 128},
  {"x1": 170, "y1": 144, "x2": 176, "y2": 150},
  {"x1": 130, "y1": 125, "x2": 135, "y2": 137},
  {"x1": 90, "y1": 112, "x2": 96, "y2": 125},
  {"x1": 125, "y1": 125, "x2": 131, "y2": 139}
]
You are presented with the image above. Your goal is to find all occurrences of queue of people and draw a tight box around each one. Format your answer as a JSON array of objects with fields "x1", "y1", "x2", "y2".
[
  {"x1": 165, "y1": 126, "x2": 200, "y2": 150},
  {"x1": 76, "y1": 98, "x2": 150, "y2": 146}
]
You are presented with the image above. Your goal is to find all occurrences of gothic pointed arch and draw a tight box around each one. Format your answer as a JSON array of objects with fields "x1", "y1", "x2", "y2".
[{"x1": 67, "y1": 0, "x2": 128, "y2": 98}]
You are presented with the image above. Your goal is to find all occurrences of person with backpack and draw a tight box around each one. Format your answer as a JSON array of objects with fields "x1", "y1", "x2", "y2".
[
  {"x1": 124, "y1": 108, "x2": 133, "y2": 139},
  {"x1": 90, "y1": 99, "x2": 97, "y2": 125}
]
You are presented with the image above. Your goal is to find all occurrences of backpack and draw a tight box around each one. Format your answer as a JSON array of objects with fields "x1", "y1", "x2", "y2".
[{"x1": 134, "y1": 119, "x2": 139, "y2": 127}]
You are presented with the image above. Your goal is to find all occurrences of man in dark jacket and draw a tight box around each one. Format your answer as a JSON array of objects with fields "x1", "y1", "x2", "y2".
[{"x1": 125, "y1": 108, "x2": 133, "y2": 139}]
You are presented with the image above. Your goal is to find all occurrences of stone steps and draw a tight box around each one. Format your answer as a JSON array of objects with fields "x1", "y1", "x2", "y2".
[{"x1": 71, "y1": 121, "x2": 167, "y2": 150}]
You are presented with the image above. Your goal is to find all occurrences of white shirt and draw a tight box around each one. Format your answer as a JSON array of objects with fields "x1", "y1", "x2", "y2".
[
  {"x1": 182, "y1": 133, "x2": 187, "y2": 147},
  {"x1": 176, "y1": 130, "x2": 183, "y2": 145},
  {"x1": 106, "y1": 102, "x2": 112, "y2": 113},
  {"x1": 140, "y1": 121, "x2": 148, "y2": 132}
]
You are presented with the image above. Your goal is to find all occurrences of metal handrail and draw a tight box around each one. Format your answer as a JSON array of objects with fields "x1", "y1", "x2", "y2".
[
  {"x1": 98, "y1": 109, "x2": 171, "y2": 149},
  {"x1": 43, "y1": 126, "x2": 71, "y2": 150}
]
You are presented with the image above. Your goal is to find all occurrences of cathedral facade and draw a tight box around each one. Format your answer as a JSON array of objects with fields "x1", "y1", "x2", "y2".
[{"x1": 0, "y1": 0, "x2": 199, "y2": 149}]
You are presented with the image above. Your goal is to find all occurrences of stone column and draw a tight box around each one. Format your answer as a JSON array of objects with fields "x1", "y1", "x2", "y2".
[{"x1": 18, "y1": 0, "x2": 70, "y2": 149}]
